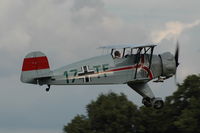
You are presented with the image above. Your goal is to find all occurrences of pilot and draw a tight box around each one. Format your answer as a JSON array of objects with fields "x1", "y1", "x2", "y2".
[{"x1": 114, "y1": 50, "x2": 121, "y2": 58}]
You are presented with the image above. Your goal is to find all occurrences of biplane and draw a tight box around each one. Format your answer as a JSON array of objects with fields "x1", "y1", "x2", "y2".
[{"x1": 21, "y1": 43, "x2": 179, "y2": 109}]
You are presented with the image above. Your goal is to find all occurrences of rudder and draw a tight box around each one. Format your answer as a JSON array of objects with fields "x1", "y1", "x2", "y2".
[{"x1": 21, "y1": 51, "x2": 52, "y2": 84}]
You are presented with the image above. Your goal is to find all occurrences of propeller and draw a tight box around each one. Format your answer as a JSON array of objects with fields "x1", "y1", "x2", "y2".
[
  {"x1": 174, "y1": 41, "x2": 180, "y2": 84},
  {"x1": 175, "y1": 41, "x2": 180, "y2": 67}
]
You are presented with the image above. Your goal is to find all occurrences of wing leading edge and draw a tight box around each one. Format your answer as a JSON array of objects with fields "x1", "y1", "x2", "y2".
[{"x1": 99, "y1": 44, "x2": 157, "y2": 49}]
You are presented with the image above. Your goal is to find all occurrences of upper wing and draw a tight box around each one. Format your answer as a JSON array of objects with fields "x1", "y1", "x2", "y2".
[{"x1": 99, "y1": 44, "x2": 157, "y2": 49}]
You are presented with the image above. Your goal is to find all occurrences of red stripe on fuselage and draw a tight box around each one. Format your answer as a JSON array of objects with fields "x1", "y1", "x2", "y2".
[
  {"x1": 107, "y1": 65, "x2": 153, "y2": 80},
  {"x1": 106, "y1": 65, "x2": 141, "y2": 72},
  {"x1": 22, "y1": 56, "x2": 50, "y2": 71}
]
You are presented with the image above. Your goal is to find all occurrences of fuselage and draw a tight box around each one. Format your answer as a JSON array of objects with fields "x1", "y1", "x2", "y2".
[{"x1": 44, "y1": 53, "x2": 171, "y2": 85}]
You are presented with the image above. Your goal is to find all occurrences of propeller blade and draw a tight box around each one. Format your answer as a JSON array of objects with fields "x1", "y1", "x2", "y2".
[
  {"x1": 174, "y1": 41, "x2": 180, "y2": 85},
  {"x1": 175, "y1": 41, "x2": 180, "y2": 67}
]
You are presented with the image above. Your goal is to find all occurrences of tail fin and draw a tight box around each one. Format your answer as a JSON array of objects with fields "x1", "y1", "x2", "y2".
[{"x1": 20, "y1": 51, "x2": 52, "y2": 84}]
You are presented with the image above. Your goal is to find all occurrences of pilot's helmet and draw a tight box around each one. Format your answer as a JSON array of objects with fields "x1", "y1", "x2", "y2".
[{"x1": 114, "y1": 51, "x2": 121, "y2": 58}]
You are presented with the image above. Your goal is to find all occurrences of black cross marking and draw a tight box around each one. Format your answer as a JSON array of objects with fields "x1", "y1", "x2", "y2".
[{"x1": 78, "y1": 66, "x2": 95, "y2": 82}]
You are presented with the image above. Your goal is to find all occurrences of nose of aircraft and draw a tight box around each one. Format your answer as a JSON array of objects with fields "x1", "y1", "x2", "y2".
[{"x1": 160, "y1": 52, "x2": 176, "y2": 77}]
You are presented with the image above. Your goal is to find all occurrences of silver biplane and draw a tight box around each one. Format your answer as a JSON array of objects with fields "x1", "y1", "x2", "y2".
[{"x1": 21, "y1": 43, "x2": 179, "y2": 109}]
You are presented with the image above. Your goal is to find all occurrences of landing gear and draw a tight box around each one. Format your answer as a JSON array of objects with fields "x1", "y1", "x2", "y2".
[
  {"x1": 46, "y1": 85, "x2": 50, "y2": 92},
  {"x1": 152, "y1": 98, "x2": 164, "y2": 109},
  {"x1": 127, "y1": 83, "x2": 164, "y2": 109},
  {"x1": 142, "y1": 97, "x2": 164, "y2": 109},
  {"x1": 142, "y1": 97, "x2": 152, "y2": 107}
]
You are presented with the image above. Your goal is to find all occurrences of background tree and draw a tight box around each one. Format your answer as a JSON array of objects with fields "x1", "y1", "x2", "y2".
[
  {"x1": 138, "y1": 74, "x2": 200, "y2": 133},
  {"x1": 64, "y1": 92, "x2": 140, "y2": 133},
  {"x1": 172, "y1": 75, "x2": 200, "y2": 133},
  {"x1": 86, "y1": 92, "x2": 140, "y2": 133},
  {"x1": 64, "y1": 74, "x2": 200, "y2": 133},
  {"x1": 63, "y1": 115, "x2": 90, "y2": 133}
]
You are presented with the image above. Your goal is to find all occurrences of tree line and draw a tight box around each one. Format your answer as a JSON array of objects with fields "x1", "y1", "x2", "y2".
[{"x1": 63, "y1": 74, "x2": 200, "y2": 133}]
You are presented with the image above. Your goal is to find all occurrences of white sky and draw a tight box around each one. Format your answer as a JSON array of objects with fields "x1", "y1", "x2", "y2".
[{"x1": 0, "y1": 0, "x2": 200, "y2": 132}]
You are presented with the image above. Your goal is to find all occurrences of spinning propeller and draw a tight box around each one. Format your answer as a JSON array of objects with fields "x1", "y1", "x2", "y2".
[
  {"x1": 175, "y1": 41, "x2": 180, "y2": 67},
  {"x1": 174, "y1": 41, "x2": 180, "y2": 84}
]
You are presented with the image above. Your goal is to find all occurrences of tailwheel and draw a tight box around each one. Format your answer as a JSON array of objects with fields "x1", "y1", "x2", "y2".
[
  {"x1": 46, "y1": 85, "x2": 50, "y2": 92},
  {"x1": 152, "y1": 98, "x2": 164, "y2": 109}
]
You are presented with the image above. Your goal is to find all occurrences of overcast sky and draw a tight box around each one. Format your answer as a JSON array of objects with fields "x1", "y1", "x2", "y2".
[{"x1": 0, "y1": 0, "x2": 200, "y2": 133}]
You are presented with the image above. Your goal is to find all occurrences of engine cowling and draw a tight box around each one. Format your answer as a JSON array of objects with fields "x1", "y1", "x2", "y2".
[{"x1": 159, "y1": 52, "x2": 176, "y2": 77}]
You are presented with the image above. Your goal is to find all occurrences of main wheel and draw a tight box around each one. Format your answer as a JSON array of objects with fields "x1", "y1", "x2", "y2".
[{"x1": 152, "y1": 99, "x2": 164, "y2": 109}]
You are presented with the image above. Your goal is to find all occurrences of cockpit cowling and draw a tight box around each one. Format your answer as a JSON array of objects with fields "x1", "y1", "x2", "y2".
[{"x1": 159, "y1": 52, "x2": 176, "y2": 77}]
